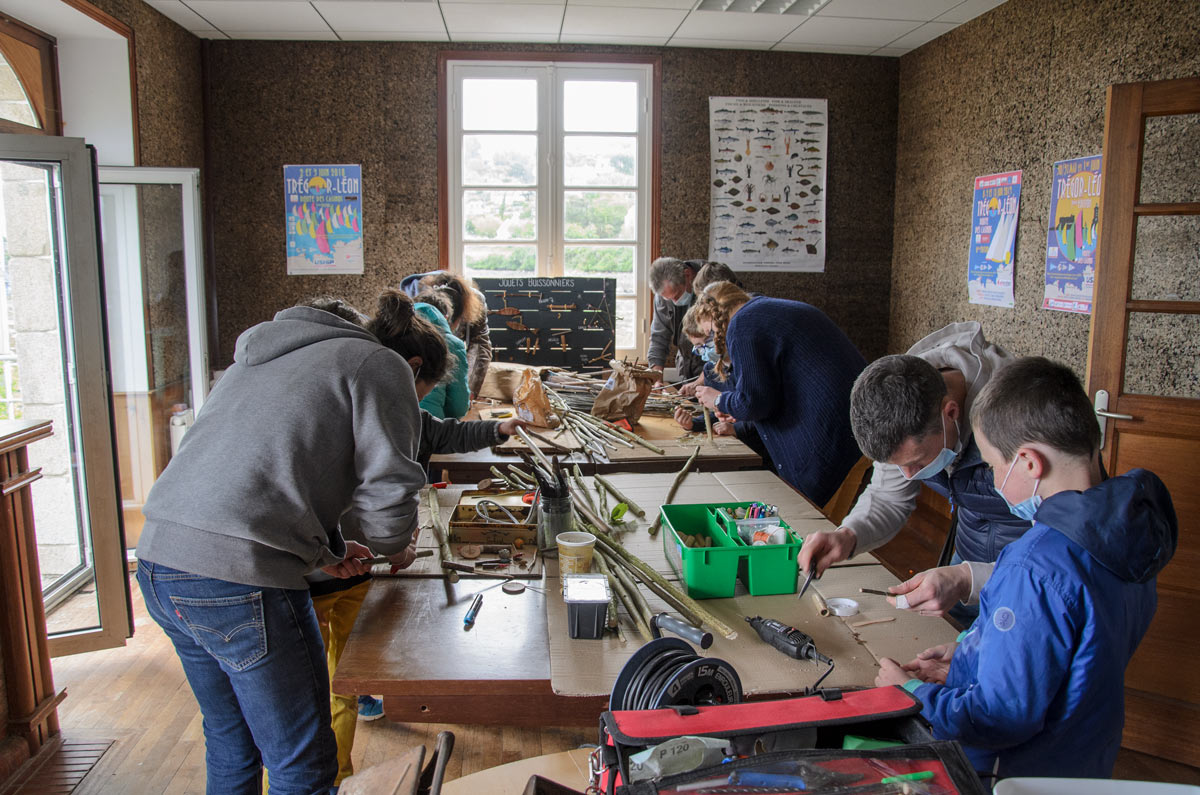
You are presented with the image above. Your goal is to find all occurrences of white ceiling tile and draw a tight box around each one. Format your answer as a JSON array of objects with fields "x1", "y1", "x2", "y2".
[
  {"x1": 571, "y1": 0, "x2": 695, "y2": 7},
  {"x1": 771, "y1": 41, "x2": 878, "y2": 54},
  {"x1": 449, "y1": 31, "x2": 562, "y2": 42},
  {"x1": 667, "y1": 38, "x2": 778, "y2": 50},
  {"x1": 185, "y1": 1, "x2": 332, "y2": 33},
  {"x1": 441, "y1": 3, "x2": 564, "y2": 34},
  {"x1": 313, "y1": 1, "x2": 446, "y2": 33},
  {"x1": 224, "y1": 30, "x2": 341, "y2": 39},
  {"x1": 935, "y1": 0, "x2": 1007, "y2": 23},
  {"x1": 562, "y1": 5, "x2": 687, "y2": 36},
  {"x1": 440, "y1": 0, "x2": 561, "y2": 4},
  {"x1": 333, "y1": 30, "x2": 450, "y2": 40},
  {"x1": 558, "y1": 33, "x2": 672, "y2": 45},
  {"x1": 146, "y1": 0, "x2": 219, "y2": 32},
  {"x1": 884, "y1": 20, "x2": 957, "y2": 48},
  {"x1": 782, "y1": 15, "x2": 919, "y2": 46},
  {"x1": 871, "y1": 46, "x2": 910, "y2": 56},
  {"x1": 819, "y1": 0, "x2": 961, "y2": 21},
  {"x1": 672, "y1": 10, "x2": 806, "y2": 40}
]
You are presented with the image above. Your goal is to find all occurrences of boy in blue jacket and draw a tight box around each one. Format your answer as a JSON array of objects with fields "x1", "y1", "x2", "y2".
[{"x1": 875, "y1": 356, "x2": 1177, "y2": 778}]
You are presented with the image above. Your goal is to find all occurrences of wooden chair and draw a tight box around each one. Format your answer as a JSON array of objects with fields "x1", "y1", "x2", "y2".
[{"x1": 820, "y1": 456, "x2": 872, "y2": 526}]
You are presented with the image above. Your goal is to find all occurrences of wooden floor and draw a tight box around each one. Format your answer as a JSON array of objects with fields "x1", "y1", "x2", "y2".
[{"x1": 43, "y1": 572, "x2": 1200, "y2": 793}]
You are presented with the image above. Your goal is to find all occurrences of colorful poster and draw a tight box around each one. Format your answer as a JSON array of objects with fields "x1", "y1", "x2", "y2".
[
  {"x1": 285, "y1": 164, "x2": 363, "y2": 275},
  {"x1": 968, "y1": 170, "x2": 1022, "y2": 308},
  {"x1": 1043, "y1": 155, "x2": 1101, "y2": 314},
  {"x1": 708, "y1": 96, "x2": 827, "y2": 273}
]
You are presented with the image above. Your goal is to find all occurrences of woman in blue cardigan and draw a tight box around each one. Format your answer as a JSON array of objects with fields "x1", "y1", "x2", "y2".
[{"x1": 693, "y1": 282, "x2": 866, "y2": 506}]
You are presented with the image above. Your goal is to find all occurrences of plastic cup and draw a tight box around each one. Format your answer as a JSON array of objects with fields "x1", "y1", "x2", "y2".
[{"x1": 556, "y1": 531, "x2": 597, "y2": 575}]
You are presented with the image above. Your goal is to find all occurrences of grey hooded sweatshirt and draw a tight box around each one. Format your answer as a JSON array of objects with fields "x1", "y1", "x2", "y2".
[{"x1": 137, "y1": 306, "x2": 426, "y2": 590}]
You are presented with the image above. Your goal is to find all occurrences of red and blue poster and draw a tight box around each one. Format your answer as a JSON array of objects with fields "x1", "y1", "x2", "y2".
[
  {"x1": 1042, "y1": 155, "x2": 1101, "y2": 314},
  {"x1": 285, "y1": 164, "x2": 363, "y2": 275},
  {"x1": 968, "y1": 170, "x2": 1022, "y2": 308}
]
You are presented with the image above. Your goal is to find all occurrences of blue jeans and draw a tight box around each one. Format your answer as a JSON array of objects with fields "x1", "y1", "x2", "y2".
[{"x1": 137, "y1": 561, "x2": 338, "y2": 794}]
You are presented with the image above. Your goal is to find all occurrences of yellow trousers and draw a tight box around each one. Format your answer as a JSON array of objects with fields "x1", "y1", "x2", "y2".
[{"x1": 263, "y1": 579, "x2": 372, "y2": 790}]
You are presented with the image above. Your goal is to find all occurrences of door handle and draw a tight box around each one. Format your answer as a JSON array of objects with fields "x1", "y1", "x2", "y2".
[{"x1": 1093, "y1": 390, "x2": 1137, "y2": 450}]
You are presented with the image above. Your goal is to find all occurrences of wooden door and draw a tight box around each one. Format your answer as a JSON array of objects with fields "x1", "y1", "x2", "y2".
[{"x1": 1087, "y1": 76, "x2": 1200, "y2": 767}]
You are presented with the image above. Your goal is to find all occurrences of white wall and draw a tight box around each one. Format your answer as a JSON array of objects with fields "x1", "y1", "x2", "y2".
[{"x1": 57, "y1": 37, "x2": 135, "y2": 166}]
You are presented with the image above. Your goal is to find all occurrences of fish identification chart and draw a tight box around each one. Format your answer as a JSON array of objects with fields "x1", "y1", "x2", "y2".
[
  {"x1": 284, "y1": 164, "x2": 363, "y2": 275},
  {"x1": 708, "y1": 96, "x2": 827, "y2": 273}
]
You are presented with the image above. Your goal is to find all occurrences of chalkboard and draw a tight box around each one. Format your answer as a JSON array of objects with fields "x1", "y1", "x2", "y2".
[{"x1": 475, "y1": 277, "x2": 616, "y2": 371}]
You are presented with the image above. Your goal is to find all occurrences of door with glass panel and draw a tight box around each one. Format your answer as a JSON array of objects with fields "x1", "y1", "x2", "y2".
[
  {"x1": 446, "y1": 60, "x2": 654, "y2": 357},
  {"x1": 0, "y1": 134, "x2": 130, "y2": 656},
  {"x1": 96, "y1": 167, "x2": 208, "y2": 561}
]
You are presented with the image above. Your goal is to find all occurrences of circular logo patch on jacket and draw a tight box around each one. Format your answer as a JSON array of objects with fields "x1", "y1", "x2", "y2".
[{"x1": 993, "y1": 606, "x2": 1016, "y2": 632}]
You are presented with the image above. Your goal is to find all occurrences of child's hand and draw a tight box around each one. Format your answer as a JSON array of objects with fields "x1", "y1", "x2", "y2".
[
  {"x1": 387, "y1": 535, "x2": 421, "y2": 572},
  {"x1": 714, "y1": 421, "x2": 736, "y2": 436},
  {"x1": 679, "y1": 378, "x2": 700, "y2": 397},
  {"x1": 715, "y1": 410, "x2": 736, "y2": 423},
  {"x1": 901, "y1": 642, "x2": 957, "y2": 685},
  {"x1": 887, "y1": 564, "x2": 972, "y2": 616},
  {"x1": 321, "y1": 540, "x2": 373, "y2": 578},
  {"x1": 874, "y1": 657, "x2": 911, "y2": 688},
  {"x1": 497, "y1": 418, "x2": 531, "y2": 437},
  {"x1": 673, "y1": 405, "x2": 694, "y2": 430},
  {"x1": 694, "y1": 386, "x2": 720, "y2": 410}
]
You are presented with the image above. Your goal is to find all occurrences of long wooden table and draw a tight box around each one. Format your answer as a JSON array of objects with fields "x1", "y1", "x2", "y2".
[
  {"x1": 430, "y1": 403, "x2": 761, "y2": 482},
  {"x1": 334, "y1": 471, "x2": 958, "y2": 727}
]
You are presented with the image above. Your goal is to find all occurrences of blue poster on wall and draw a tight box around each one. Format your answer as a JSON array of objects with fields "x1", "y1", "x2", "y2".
[
  {"x1": 1043, "y1": 155, "x2": 1101, "y2": 314},
  {"x1": 284, "y1": 164, "x2": 363, "y2": 275},
  {"x1": 967, "y1": 170, "x2": 1022, "y2": 308}
]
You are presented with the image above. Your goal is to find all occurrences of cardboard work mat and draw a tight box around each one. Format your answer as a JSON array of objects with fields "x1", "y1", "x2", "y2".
[{"x1": 545, "y1": 471, "x2": 936, "y2": 697}]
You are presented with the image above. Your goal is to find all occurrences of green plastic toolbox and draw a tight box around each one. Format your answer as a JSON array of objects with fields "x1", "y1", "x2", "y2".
[{"x1": 659, "y1": 502, "x2": 801, "y2": 599}]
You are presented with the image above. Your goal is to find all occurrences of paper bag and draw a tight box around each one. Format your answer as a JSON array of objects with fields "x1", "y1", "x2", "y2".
[
  {"x1": 591, "y1": 360, "x2": 656, "y2": 423},
  {"x1": 514, "y1": 368, "x2": 556, "y2": 427},
  {"x1": 478, "y1": 362, "x2": 558, "y2": 402}
]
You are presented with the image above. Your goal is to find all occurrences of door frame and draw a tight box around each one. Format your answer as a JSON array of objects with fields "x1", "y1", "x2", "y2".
[{"x1": 0, "y1": 133, "x2": 132, "y2": 656}]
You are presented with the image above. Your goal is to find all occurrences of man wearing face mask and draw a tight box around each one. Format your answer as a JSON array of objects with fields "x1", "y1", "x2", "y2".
[
  {"x1": 798, "y1": 322, "x2": 1021, "y2": 624},
  {"x1": 647, "y1": 257, "x2": 706, "y2": 384}
]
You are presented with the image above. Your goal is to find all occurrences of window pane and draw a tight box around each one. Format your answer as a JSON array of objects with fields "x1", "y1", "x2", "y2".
[
  {"x1": 615, "y1": 297, "x2": 635, "y2": 351},
  {"x1": 564, "y1": 191, "x2": 636, "y2": 240},
  {"x1": 463, "y1": 79, "x2": 536, "y2": 131},
  {"x1": 564, "y1": 246, "x2": 634, "y2": 293},
  {"x1": 564, "y1": 81, "x2": 637, "y2": 133},
  {"x1": 463, "y1": 190, "x2": 536, "y2": 240},
  {"x1": 0, "y1": 53, "x2": 40, "y2": 129},
  {"x1": 463, "y1": 245, "x2": 536, "y2": 281},
  {"x1": 564, "y1": 136, "x2": 636, "y2": 187},
  {"x1": 463, "y1": 135, "x2": 536, "y2": 186}
]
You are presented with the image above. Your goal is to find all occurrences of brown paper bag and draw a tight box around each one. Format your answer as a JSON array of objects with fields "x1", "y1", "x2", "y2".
[
  {"x1": 591, "y1": 360, "x2": 656, "y2": 423},
  {"x1": 478, "y1": 362, "x2": 558, "y2": 402},
  {"x1": 514, "y1": 368, "x2": 556, "y2": 427}
]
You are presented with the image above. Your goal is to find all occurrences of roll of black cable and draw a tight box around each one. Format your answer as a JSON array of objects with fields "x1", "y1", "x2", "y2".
[{"x1": 609, "y1": 637, "x2": 742, "y2": 711}]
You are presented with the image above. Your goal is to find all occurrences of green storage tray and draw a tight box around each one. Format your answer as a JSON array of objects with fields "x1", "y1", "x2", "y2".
[{"x1": 660, "y1": 502, "x2": 801, "y2": 599}]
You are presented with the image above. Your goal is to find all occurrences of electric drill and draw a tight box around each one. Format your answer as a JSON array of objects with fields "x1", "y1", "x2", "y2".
[{"x1": 745, "y1": 616, "x2": 833, "y2": 665}]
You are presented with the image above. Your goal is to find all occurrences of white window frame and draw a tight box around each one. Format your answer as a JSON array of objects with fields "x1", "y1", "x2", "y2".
[{"x1": 446, "y1": 59, "x2": 654, "y2": 359}]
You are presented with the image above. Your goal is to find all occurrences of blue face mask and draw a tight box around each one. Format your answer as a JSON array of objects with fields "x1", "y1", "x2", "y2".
[
  {"x1": 671, "y1": 291, "x2": 693, "y2": 307},
  {"x1": 996, "y1": 456, "x2": 1041, "y2": 521},
  {"x1": 898, "y1": 414, "x2": 961, "y2": 482},
  {"x1": 693, "y1": 339, "x2": 718, "y2": 364}
]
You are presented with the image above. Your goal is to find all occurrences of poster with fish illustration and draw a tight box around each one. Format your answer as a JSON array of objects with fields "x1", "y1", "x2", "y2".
[
  {"x1": 285, "y1": 164, "x2": 363, "y2": 275},
  {"x1": 968, "y1": 170, "x2": 1022, "y2": 308},
  {"x1": 707, "y1": 96, "x2": 827, "y2": 273},
  {"x1": 1042, "y1": 155, "x2": 1101, "y2": 314}
]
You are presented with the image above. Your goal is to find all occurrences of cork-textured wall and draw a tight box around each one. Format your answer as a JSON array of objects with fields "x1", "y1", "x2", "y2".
[
  {"x1": 203, "y1": 42, "x2": 897, "y2": 366},
  {"x1": 85, "y1": 0, "x2": 204, "y2": 169},
  {"x1": 890, "y1": 0, "x2": 1200, "y2": 376}
]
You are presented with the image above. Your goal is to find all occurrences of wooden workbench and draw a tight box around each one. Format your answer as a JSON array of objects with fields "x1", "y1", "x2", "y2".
[
  {"x1": 429, "y1": 403, "x2": 761, "y2": 482},
  {"x1": 334, "y1": 471, "x2": 957, "y2": 727}
]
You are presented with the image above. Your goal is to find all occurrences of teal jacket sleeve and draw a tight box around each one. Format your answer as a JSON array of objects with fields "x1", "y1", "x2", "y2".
[{"x1": 444, "y1": 338, "x2": 470, "y2": 420}]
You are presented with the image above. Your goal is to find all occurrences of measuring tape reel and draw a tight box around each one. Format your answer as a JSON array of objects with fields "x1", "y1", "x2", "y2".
[{"x1": 609, "y1": 637, "x2": 742, "y2": 712}]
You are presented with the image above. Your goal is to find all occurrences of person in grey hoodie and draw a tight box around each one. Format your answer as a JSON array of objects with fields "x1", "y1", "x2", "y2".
[{"x1": 135, "y1": 289, "x2": 448, "y2": 795}]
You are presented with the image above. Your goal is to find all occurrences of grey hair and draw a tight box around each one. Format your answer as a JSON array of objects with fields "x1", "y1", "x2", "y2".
[
  {"x1": 971, "y1": 357, "x2": 1099, "y2": 461},
  {"x1": 693, "y1": 262, "x2": 740, "y2": 295},
  {"x1": 649, "y1": 257, "x2": 689, "y2": 294},
  {"x1": 850, "y1": 355, "x2": 948, "y2": 462}
]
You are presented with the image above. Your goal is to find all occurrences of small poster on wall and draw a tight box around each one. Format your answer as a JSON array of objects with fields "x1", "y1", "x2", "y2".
[
  {"x1": 708, "y1": 96, "x2": 827, "y2": 273},
  {"x1": 1043, "y1": 155, "x2": 1101, "y2": 314},
  {"x1": 968, "y1": 170, "x2": 1023, "y2": 308},
  {"x1": 284, "y1": 164, "x2": 363, "y2": 275}
]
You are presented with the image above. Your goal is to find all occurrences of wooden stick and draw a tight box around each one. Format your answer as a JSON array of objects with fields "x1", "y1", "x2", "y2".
[
  {"x1": 592, "y1": 531, "x2": 738, "y2": 640},
  {"x1": 595, "y1": 550, "x2": 651, "y2": 642},
  {"x1": 515, "y1": 426, "x2": 555, "y2": 471},
  {"x1": 594, "y1": 475, "x2": 646, "y2": 518},
  {"x1": 523, "y1": 427, "x2": 577, "y2": 453},
  {"x1": 599, "y1": 548, "x2": 655, "y2": 632},
  {"x1": 702, "y1": 405, "x2": 714, "y2": 442},
  {"x1": 575, "y1": 411, "x2": 665, "y2": 455},
  {"x1": 811, "y1": 592, "x2": 830, "y2": 617},
  {"x1": 425, "y1": 487, "x2": 457, "y2": 583},
  {"x1": 850, "y1": 617, "x2": 896, "y2": 629},
  {"x1": 859, "y1": 587, "x2": 891, "y2": 596},
  {"x1": 649, "y1": 446, "x2": 701, "y2": 537}
]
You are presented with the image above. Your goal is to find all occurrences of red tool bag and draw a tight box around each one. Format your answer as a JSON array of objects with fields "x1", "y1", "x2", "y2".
[{"x1": 590, "y1": 686, "x2": 987, "y2": 795}]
